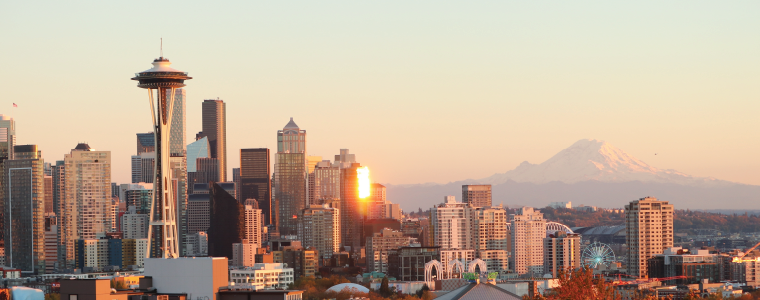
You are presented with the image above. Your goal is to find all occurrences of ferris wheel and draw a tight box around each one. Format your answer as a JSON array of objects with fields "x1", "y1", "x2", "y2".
[{"x1": 581, "y1": 242, "x2": 615, "y2": 268}]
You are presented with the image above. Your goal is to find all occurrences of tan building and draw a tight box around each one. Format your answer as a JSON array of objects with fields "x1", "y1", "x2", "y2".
[
  {"x1": 59, "y1": 143, "x2": 111, "y2": 269},
  {"x1": 544, "y1": 232, "x2": 581, "y2": 277},
  {"x1": 462, "y1": 185, "x2": 491, "y2": 207},
  {"x1": 201, "y1": 99, "x2": 227, "y2": 181},
  {"x1": 431, "y1": 196, "x2": 474, "y2": 250},
  {"x1": 366, "y1": 228, "x2": 415, "y2": 273},
  {"x1": 625, "y1": 197, "x2": 674, "y2": 278},
  {"x1": 511, "y1": 207, "x2": 546, "y2": 276},
  {"x1": 473, "y1": 205, "x2": 509, "y2": 272},
  {"x1": 244, "y1": 201, "x2": 263, "y2": 247},
  {"x1": 298, "y1": 204, "x2": 340, "y2": 262}
]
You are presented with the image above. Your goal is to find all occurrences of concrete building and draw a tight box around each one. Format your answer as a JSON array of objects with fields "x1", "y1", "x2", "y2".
[
  {"x1": 274, "y1": 118, "x2": 307, "y2": 236},
  {"x1": 511, "y1": 207, "x2": 546, "y2": 276},
  {"x1": 270, "y1": 240, "x2": 318, "y2": 280},
  {"x1": 390, "y1": 246, "x2": 441, "y2": 282},
  {"x1": 188, "y1": 193, "x2": 211, "y2": 235},
  {"x1": 45, "y1": 215, "x2": 57, "y2": 273},
  {"x1": 121, "y1": 206, "x2": 149, "y2": 239},
  {"x1": 548, "y1": 201, "x2": 572, "y2": 209},
  {"x1": 648, "y1": 247, "x2": 720, "y2": 285},
  {"x1": 473, "y1": 205, "x2": 509, "y2": 273},
  {"x1": 366, "y1": 228, "x2": 415, "y2": 273},
  {"x1": 144, "y1": 257, "x2": 229, "y2": 300},
  {"x1": 186, "y1": 231, "x2": 208, "y2": 257},
  {"x1": 200, "y1": 99, "x2": 227, "y2": 182},
  {"x1": 625, "y1": 197, "x2": 674, "y2": 278},
  {"x1": 440, "y1": 250, "x2": 476, "y2": 276},
  {"x1": 130, "y1": 151, "x2": 155, "y2": 183},
  {"x1": 58, "y1": 144, "x2": 112, "y2": 269},
  {"x1": 232, "y1": 242, "x2": 258, "y2": 267},
  {"x1": 121, "y1": 238, "x2": 148, "y2": 268},
  {"x1": 244, "y1": 202, "x2": 263, "y2": 247},
  {"x1": 311, "y1": 160, "x2": 340, "y2": 204},
  {"x1": 462, "y1": 185, "x2": 491, "y2": 207},
  {"x1": 240, "y1": 148, "x2": 271, "y2": 225},
  {"x1": 431, "y1": 196, "x2": 473, "y2": 250},
  {"x1": 298, "y1": 204, "x2": 340, "y2": 262},
  {"x1": 121, "y1": 182, "x2": 153, "y2": 215},
  {"x1": 3, "y1": 145, "x2": 45, "y2": 273},
  {"x1": 544, "y1": 231, "x2": 581, "y2": 277},
  {"x1": 229, "y1": 263, "x2": 294, "y2": 290}
]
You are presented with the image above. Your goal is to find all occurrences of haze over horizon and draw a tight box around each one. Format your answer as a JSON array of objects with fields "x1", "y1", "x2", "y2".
[{"x1": 1, "y1": 1, "x2": 758, "y2": 188}]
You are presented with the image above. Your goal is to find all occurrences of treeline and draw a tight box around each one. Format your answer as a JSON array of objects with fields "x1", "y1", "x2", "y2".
[{"x1": 539, "y1": 207, "x2": 624, "y2": 228}]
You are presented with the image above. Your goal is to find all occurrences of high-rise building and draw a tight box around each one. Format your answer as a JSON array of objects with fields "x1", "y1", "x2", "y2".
[
  {"x1": 244, "y1": 200, "x2": 263, "y2": 248},
  {"x1": 233, "y1": 168, "x2": 241, "y2": 202},
  {"x1": 136, "y1": 133, "x2": 155, "y2": 155},
  {"x1": 51, "y1": 161, "x2": 64, "y2": 216},
  {"x1": 298, "y1": 204, "x2": 340, "y2": 262},
  {"x1": 462, "y1": 185, "x2": 492, "y2": 207},
  {"x1": 306, "y1": 156, "x2": 322, "y2": 205},
  {"x1": 339, "y1": 163, "x2": 366, "y2": 250},
  {"x1": 430, "y1": 196, "x2": 473, "y2": 250},
  {"x1": 274, "y1": 118, "x2": 307, "y2": 236},
  {"x1": 59, "y1": 143, "x2": 111, "y2": 269},
  {"x1": 473, "y1": 205, "x2": 509, "y2": 273},
  {"x1": 240, "y1": 148, "x2": 271, "y2": 224},
  {"x1": 44, "y1": 214, "x2": 57, "y2": 273},
  {"x1": 366, "y1": 228, "x2": 415, "y2": 273},
  {"x1": 130, "y1": 152, "x2": 155, "y2": 183},
  {"x1": 3, "y1": 145, "x2": 45, "y2": 273},
  {"x1": 312, "y1": 160, "x2": 340, "y2": 204},
  {"x1": 187, "y1": 137, "x2": 210, "y2": 173},
  {"x1": 122, "y1": 183, "x2": 153, "y2": 215},
  {"x1": 187, "y1": 193, "x2": 210, "y2": 235},
  {"x1": 0, "y1": 115, "x2": 16, "y2": 243},
  {"x1": 207, "y1": 182, "x2": 245, "y2": 259},
  {"x1": 544, "y1": 231, "x2": 581, "y2": 277},
  {"x1": 201, "y1": 99, "x2": 227, "y2": 181},
  {"x1": 625, "y1": 197, "x2": 674, "y2": 278},
  {"x1": 511, "y1": 207, "x2": 546, "y2": 276},
  {"x1": 44, "y1": 176, "x2": 53, "y2": 214},
  {"x1": 122, "y1": 206, "x2": 149, "y2": 239}
]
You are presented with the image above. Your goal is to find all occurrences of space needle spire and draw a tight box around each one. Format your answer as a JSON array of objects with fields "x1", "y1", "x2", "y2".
[{"x1": 131, "y1": 55, "x2": 192, "y2": 258}]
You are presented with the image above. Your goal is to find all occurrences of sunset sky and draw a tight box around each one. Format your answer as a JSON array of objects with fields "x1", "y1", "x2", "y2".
[{"x1": 1, "y1": 1, "x2": 758, "y2": 186}]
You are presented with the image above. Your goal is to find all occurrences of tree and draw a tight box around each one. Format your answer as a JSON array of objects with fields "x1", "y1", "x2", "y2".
[
  {"x1": 44, "y1": 294, "x2": 60, "y2": 300},
  {"x1": 110, "y1": 279, "x2": 127, "y2": 290},
  {"x1": 378, "y1": 276, "x2": 392, "y2": 298},
  {"x1": 541, "y1": 267, "x2": 620, "y2": 300}
]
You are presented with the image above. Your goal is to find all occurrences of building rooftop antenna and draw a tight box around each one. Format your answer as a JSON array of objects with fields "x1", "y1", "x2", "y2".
[{"x1": 160, "y1": 38, "x2": 163, "y2": 58}]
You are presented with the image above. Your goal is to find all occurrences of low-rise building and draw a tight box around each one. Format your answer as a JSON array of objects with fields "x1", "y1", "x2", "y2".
[
  {"x1": 647, "y1": 247, "x2": 720, "y2": 285},
  {"x1": 229, "y1": 263, "x2": 294, "y2": 290},
  {"x1": 366, "y1": 228, "x2": 416, "y2": 273}
]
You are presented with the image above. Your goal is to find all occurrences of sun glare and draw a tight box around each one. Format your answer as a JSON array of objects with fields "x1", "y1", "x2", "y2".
[{"x1": 358, "y1": 166, "x2": 370, "y2": 199}]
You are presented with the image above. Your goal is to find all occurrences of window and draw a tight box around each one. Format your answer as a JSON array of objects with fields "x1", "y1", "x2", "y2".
[{"x1": 69, "y1": 295, "x2": 78, "y2": 300}]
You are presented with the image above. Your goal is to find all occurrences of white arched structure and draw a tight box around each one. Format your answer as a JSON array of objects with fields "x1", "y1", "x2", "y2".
[
  {"x1": 424, "y1": 260, "x2": 443, "y2": 284},
  {"x1": 467, "y1": 258, "x2": 488, "y2": 275},
  {"x1": 546, "y1": 221, "x2": 573, "y2": 237},
  {"x1": 446, "y1": 259, "x2": 465, "y2": 279}
]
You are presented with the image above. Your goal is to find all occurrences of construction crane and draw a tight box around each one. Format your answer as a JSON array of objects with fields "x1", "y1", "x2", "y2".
[{"x1": 733, "y1": 240, "x2": 760, "y2": 262}]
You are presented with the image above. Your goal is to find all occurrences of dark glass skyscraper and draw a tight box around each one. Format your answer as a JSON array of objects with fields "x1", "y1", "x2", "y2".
[
  {"x1": 275, "y1": 118, "x2": 307, "y2": 236},
  {"x1": 241, "y1": 148, "x2": 271, "y2": 225},
  {"x1": 340, "y1": 163, "x2": 364, "y2": 251},
  {"x1": 0, "y1": 115, "x2": 16, "y2": 243},
  {"x1": 4, "y1": 145, "x2": 45, "y2": 273},
  {"x1": 207, "y1": 182, "x2": 244, "y2": 259}
]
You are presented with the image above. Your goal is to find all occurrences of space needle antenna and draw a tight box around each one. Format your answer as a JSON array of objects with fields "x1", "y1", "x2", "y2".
[{"x1": 160, "y1": 38, "x2": 163, "y2": 57}]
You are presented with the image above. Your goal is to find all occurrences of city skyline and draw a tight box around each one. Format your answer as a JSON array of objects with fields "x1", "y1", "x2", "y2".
[{"x1": 1, "y1": 1, "x2": 758, "y2": 189}]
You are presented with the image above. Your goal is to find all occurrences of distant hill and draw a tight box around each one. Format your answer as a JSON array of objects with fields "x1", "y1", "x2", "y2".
[{"x1": 386, "y1": 139, "x2": 759, "y2": 211}]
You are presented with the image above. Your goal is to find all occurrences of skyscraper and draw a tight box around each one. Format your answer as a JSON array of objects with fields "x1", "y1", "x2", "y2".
[
  {"x1": 462, "y1": 185, "x2": 492, "y2": 207},
  {"x1": 544, "y1": 231, "x2": 581, "y2": 278},
  {"x1": 298, "y1": 204, "x2": 340, "y2": 262},
  {"x1": 244, "y1": 200, "x2": 263, "y2": 248},
  {"x1": 0, "y1": 115, "x2": 16, "y2": 243},
  {"x1": 201, "y1": 99, "x2": 227, "y2": 181},
  {"x1": 131, "y1": 152, "x2": 155, "y2": 183},
  {"x1": 132, "y1": 57, "x2": 190, "y2": 259},
  {"x1": 136, "y1": 133, "x2": 155, "y2": 155},
  {"x1": 186, "y1": 137, "x2": 210, "y2": 173},
  {"x1": 340, "y1": 163, "x2": 366, "y2": 250},
  {"x1": 312, "y1": 160, "x2": 340, "y2": 204},
  {"x1": 59, "y1": 143, "x2": 111, "y2": 269},
  {"x1": 167, "y1": 89, "x2": 188, "y2": 257},
  {"x1": 625, "y1": 197, "x2": 674, "y2": 278},
  {"x1": 473, "y1": 205, "x2": 509, "y2": 273},
  {"x1": 240, "y1": 148, "x2": 271, "y2": 224},
  {"x1": 511, "y1": 207, "x2": 546, "y2": 276},
  {"x1": 3, "y1": 145, "x2": 45, "y2": 273},
  {"x1": 207, "y1": 182, "x2": 244, "y2": 259},
  {"x1": 430, "y1": 196, "x2": 473, "y2": 250},
  {"x1": 274, "y1": 118, "x2": 307, "y2": 235}
]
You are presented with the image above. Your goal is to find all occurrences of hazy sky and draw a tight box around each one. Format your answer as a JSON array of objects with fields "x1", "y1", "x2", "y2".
[{"x1": 1, "y1": 1, "x2": 758, "y2": 186}]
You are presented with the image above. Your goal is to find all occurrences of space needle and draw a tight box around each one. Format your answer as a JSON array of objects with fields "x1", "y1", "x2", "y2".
[{"x1": 131, "y1": 55, "x2": 191, "y2": 258}]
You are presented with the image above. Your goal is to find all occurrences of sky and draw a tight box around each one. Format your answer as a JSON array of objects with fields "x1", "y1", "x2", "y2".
[{"x1": 0, "y1": 1, "x2": 758, "y2": 186}]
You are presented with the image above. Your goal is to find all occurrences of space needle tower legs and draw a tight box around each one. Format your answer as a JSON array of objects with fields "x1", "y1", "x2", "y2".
[{"x1": 132, "y1": 57, "x2": 192, "y2": 259}]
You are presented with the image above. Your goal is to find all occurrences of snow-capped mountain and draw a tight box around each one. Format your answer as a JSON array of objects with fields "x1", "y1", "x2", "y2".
[
  {"x1": 386, "y1": 139, "x2": 753, "y2": 210},
  {"x1": 478, "y1": 139, "x2": 732, "y2": 187}
]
